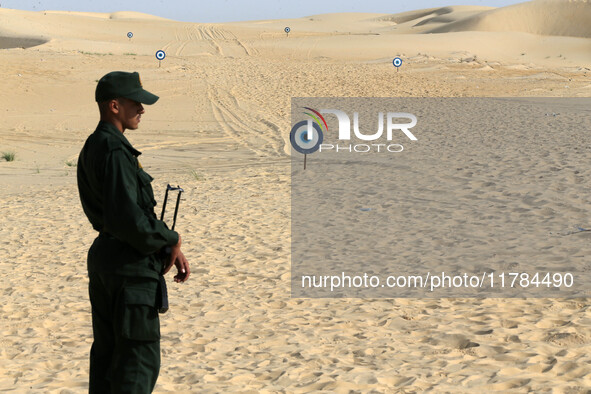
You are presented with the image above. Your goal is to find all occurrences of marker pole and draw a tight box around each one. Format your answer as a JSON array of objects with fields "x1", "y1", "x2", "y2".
[{"x1": 304, "y1": 154, "x2": 307, "y2": 170}]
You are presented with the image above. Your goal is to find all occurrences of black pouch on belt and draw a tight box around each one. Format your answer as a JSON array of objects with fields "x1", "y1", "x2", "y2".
[
  {"x1": 156, "y1": 246, "x2": 171, "y2": 314},
  {"x1": 157, "y1": 274, "x2": 169, "y2": 314}
]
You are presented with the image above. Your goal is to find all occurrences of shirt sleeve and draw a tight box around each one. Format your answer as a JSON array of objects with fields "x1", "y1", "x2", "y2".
[{"x1": 102, "y1": 147, "x2": 179, "y2": 255}]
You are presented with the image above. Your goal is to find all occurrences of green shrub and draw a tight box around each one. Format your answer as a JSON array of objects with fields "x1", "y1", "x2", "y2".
[{"x1": 2, "y1": 152, "x2": 15, "y2": 162}]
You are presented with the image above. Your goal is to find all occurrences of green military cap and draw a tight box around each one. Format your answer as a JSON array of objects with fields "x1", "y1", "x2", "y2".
[{"x1": 95, "y1": 71, "x2": 159, "y2": 104}]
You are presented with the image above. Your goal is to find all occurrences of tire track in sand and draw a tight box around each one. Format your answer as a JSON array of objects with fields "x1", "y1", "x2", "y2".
[{"x1": 206, "y1": 81, "x2": 284, "y2": 158}]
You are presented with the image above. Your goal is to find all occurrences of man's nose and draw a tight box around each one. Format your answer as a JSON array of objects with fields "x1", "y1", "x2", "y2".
[{"x1": 138, "y1": 104, "x2": 145, "y2": 113}]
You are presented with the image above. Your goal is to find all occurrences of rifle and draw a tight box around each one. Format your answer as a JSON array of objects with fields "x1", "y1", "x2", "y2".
[{"x1": 157, "y1": 184, "x2": 184, "y2": 314}]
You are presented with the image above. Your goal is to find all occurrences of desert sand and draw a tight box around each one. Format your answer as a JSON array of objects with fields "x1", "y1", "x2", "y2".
[{"x1": 1, "y1": 0, "x2": 591, "y2": 392}]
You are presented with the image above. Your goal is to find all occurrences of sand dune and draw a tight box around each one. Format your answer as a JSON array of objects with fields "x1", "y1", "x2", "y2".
[
  {"x1": 1, "y1": 2, "x2": 590, "y2": 66},
  {"x1": 0, "y1": 35, "x2": 48, "y2": 50},
  {"x1": 0, "y1": 9, "x2": 50, "y2": 49},
  {"x1": 375, "y1": 6, "x2": 493, "y2": 31},
  {"x1": 108, "y1": 11, "x2": 172, "y2": 20},
  {"x1": 376, "y1": 7, "x2": 449, "y2": 24},
  {"x1": 0, "y1": 8, "x2": 174, "y2": 51},
  {"x1": 428, "y1": 0, "x2": 591, "y2": 38},
  {"x1": 41, "y1": 10, "x2": 170, "y2": 20}
]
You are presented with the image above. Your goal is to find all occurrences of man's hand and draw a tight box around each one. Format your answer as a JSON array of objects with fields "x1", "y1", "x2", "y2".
[
  {"x1": 163, "y1": 234, "x2": 190, "y2": 282},
  {"x1": 172, "y1": 250, "x2": 190, "y2": 283}
]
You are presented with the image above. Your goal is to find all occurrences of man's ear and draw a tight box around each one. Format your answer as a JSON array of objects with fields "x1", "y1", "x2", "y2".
[{"x1": 109, "y1": 99, "x2": 121, "y2": 114}]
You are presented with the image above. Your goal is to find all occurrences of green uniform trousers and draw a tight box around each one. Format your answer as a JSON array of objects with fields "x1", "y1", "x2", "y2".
[{"x1": 88, "y1": 272, "x2": 161, "y2": 393}]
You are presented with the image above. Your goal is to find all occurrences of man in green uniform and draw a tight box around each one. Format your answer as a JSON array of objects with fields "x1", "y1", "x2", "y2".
[{"x1": 77, "y1": 71, "x2": 190, "y2": 393}]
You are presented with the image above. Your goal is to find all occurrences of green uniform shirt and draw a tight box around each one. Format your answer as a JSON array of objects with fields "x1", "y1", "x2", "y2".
[{"x1": 77, "y1": 121, "x2": 179, "y2": 279}]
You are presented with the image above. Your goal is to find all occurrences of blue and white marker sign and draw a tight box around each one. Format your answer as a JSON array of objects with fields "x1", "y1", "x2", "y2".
[
  {"x1": 393, "y1": 57, "x2": 403, "y2": 69},
  {"x1": 284, "y1": 27, "x2": 291, "y2": 34},
  {"x1": 127, "y1": 32, "x2": 133, "y2": 39},
  {"x1": 155, "y1": 50, "x2": 166, "y2": 60},
  {"x1": 290, "y1": 120, "x2": 323, "y2": 155},
  {"x1": 155, "y1": 50, "x2": 166, "y2": 68}
]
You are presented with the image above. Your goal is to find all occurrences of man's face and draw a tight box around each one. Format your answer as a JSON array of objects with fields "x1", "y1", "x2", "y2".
[{"x1": 116, "y1": 98, "x2": 144, "y2": 131}]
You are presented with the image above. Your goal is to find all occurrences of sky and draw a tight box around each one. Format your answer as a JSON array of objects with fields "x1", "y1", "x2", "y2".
[{"x1": 2, "y1": 0, "x2": 529, "y2": 23}]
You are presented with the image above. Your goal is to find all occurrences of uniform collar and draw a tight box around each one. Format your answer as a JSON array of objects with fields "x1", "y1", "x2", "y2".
[{"x1": 97, "y1": 121, "x2": 142, "y2": 157}]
